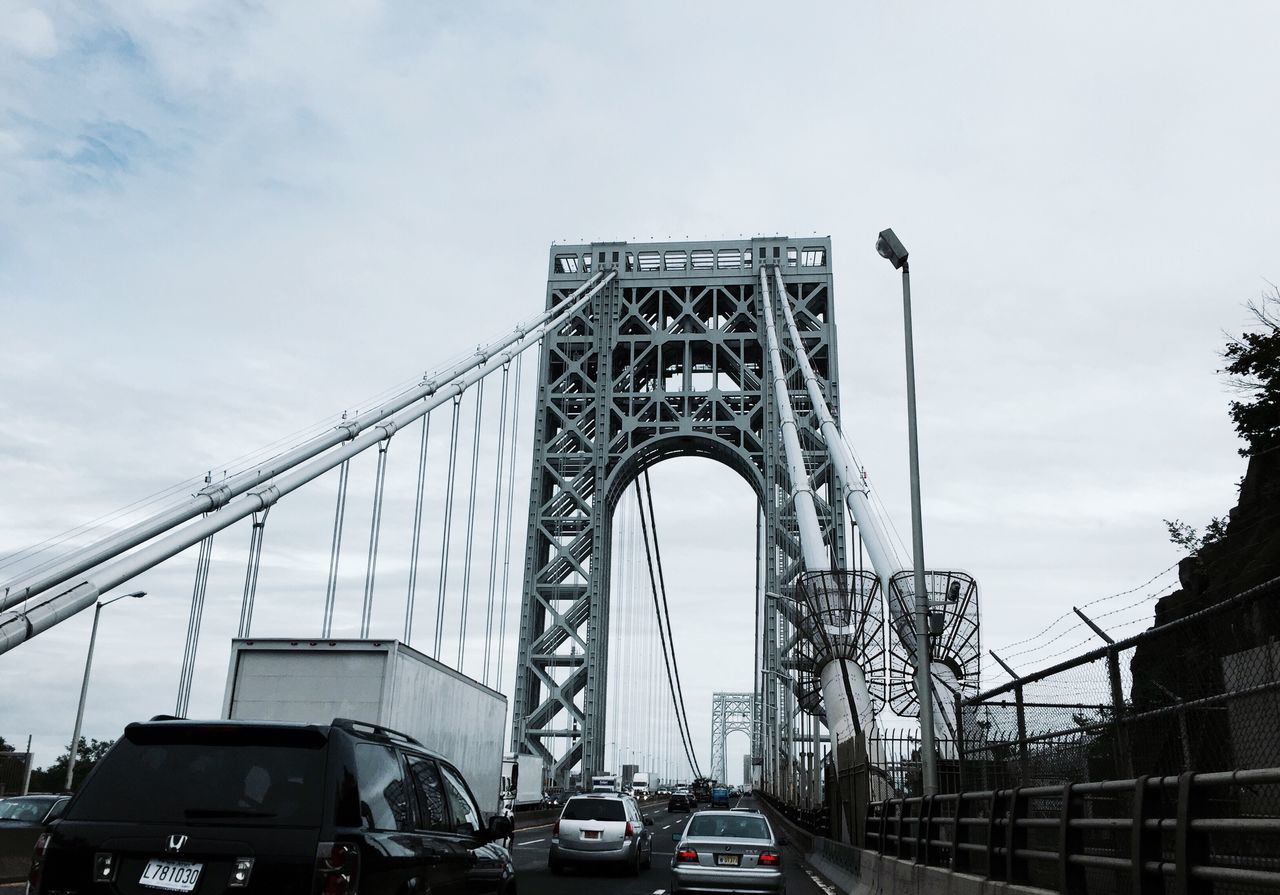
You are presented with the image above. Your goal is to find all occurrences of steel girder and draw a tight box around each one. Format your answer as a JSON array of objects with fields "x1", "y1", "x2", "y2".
[
  {"x1": 711, "y1": 692, "x2": 758, "y2": 784},
  {"x1": 511, "y1": 239, "x2": 848, "y2": 786}
]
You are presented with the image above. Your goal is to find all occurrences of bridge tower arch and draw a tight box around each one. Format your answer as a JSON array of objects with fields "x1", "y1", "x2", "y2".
[{"x1": 511, "y1": 238, "x2": 849, "y2": 785}]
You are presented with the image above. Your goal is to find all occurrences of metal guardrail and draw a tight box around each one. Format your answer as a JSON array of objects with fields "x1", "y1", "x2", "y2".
[{"x1": 866, "y1": 768, "x2": 1280, "y2": 894}]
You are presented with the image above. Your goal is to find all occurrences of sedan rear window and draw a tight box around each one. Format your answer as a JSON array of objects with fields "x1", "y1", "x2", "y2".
[
  {"x1": 68, "y1": 725, "x2": 327, "y2": 827},
  {"x1": 561, "y1": 798, "x2": 625, "y2": 822},
  {"x1": 687, "y1": 815, "x2": 770, "y2": 839}
]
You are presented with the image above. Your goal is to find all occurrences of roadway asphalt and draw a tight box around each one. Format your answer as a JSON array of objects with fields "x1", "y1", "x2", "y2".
[{"x1": 511, "y1": 795, "x2": 839, "y2": 895}]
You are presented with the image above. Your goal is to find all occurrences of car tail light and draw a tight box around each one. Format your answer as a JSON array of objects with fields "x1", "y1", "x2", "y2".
[
  {"x1": 624, "y1": 821, "x2": 635, "y2": 839},
  {"x1": 676, "y1": 848, "x2": 699, "y2": 863},
  {"x1": 27, "y1": 832, "x2": 49, "y2": 893},
  {"x1": 314, "y1": 841, "x2": 360, "y2": 895},
  {"x1": 552, "y1": 819, "x2": 560, "y2": 835},
  {"x1": 759, "y1": 850, "x2": 781, "y2": 866}
]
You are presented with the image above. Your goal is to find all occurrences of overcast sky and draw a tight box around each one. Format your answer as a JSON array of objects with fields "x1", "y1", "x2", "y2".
[{"x1": 2, "y1": 2, "x2": 1278, "y2": 784}]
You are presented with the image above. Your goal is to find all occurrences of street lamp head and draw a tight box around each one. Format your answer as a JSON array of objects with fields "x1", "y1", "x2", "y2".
[
  {"x1": 876, "y1": 228, "x2": 909, "y2": 270},
  {"x1": 126, "y1": 591, "x2": 146, "y2": 599}
]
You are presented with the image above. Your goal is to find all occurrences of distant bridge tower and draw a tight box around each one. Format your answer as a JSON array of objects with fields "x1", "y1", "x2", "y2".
[
  {"x1": 511, "y1": 239, "x2": 850, "y2": 785},
  {"x1": 711, "y1": 692, "x2": 758, "y2": 784}
]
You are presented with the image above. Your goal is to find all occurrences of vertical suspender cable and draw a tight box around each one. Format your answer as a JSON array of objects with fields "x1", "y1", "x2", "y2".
[
  {"x1": 360, "y1": 438, "x2": 392, "y2": 638},
  {"x1": 322, "y1": 459, "x2": 350, "y2": 637},
  {"x1": 457, "y1": 378, "x2": 486, "y2": 669},
  {"x1": 482, "y1": 365, "x2": 511, "y2": 686},
  {"x1": 237, "y1": 508, "x2": 269, "y2": 638},
  {"x1": 404, "y1": 411, "x2": 431, "y2": 645},
  {"x1": 176, "y1": 516, "x2": 214, "y2": 717},
  {"x1": 495, "y1": 352, "x2": 524, "y2": 689},
  {"x1": 434, "y1": 396, "x2": 463, "y2": 658}
]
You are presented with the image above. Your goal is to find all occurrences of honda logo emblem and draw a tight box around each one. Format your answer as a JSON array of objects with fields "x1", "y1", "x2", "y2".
[{"x1": 166, "y1": 834, "x2": 188, "y2": 853}]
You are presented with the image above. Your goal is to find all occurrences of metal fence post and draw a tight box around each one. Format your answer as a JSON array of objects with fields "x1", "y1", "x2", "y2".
[
  {"x1": 987, "y1": 789, "x2": 1005, "y2": 882},
  {"x1": 1059, "y1": 782, "x2": 1084, "y2": 894},
  {"x1": 955, "y1": 692, "x2": 967, "y2": 791},
  {"x1": 951, "y1": 794, "x2": 967, "y2": 873},
  {"x1": 1006, "y1": 787, "x2": 1027, "y2": 885},
  {"x1": 1131, "y1": 776, "x2": 1158, "y2": 895},
  {"x1": 1174, "y1": 772, "x2": 1209, "y2": 895},
  {"x1": 1015, "y1": 684, "x2": 1029, "y2": 787},
  {"x1": 1107, "y1": 646, "x2": 1134, "y2": 778}
]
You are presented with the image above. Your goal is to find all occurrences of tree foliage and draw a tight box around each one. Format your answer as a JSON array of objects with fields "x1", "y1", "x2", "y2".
[
  {"x1": 0, "y1": 735, "x2": 14, "y2": 753},
  {"x1": 27, "y1": 737, "x2": 114, "y2": 793},
  {"x1": 1223, "y1": 288, "x2": 1280, "y2": 457}
]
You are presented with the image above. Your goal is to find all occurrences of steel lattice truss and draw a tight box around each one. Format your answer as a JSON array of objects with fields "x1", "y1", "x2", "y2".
[
  {"x1": 711, "y1": 691, "x2": 758, "y2": 784},
  {"x1": 510, "y1": 239, "x2": 848, "y2": 784}
]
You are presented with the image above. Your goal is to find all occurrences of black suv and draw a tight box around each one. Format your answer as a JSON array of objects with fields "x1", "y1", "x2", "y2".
[{"x1": 27, "y1": 716, "x2": 515, "y2": 894}]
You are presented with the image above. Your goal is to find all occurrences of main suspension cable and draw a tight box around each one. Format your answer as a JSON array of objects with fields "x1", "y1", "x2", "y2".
[{"x1": 634, "y1": 474, "x2": 701, "y2": 778}]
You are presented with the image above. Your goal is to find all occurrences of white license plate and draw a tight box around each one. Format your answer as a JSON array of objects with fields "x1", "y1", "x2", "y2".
[
  {"x1": 716, "y1": 853, "x2": 740, "y2": 866},
  {"x1": 584, "y1": 830, "x2": 601, "y2": 840},
  {"x1": 140, "y1": 859, "x2": 203, "y2": 892}
]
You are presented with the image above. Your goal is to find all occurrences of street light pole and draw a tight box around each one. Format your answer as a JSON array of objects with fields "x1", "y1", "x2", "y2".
[
  {"x1": 877, "y1": 228, "x2": 938, "y2": 796},
  {"x1": 65, "y1": 591, "x2": 145, "y2": 791}
]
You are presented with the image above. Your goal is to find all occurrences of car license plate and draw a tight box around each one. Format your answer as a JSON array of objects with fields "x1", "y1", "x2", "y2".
[
  {"x1": 584, "y1": 830, "x2": 601, "y2": 839},
  {"x1": 140, "y1": 859, "x2": 203, "y2": 892},
  {"x1": 716, "y1": 853, "x2": 740, "y2": 866}
]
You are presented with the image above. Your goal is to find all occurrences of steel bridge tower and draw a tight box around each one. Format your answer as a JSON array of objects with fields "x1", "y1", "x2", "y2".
[
  {"x1": 511, "y1": 238, "x2": 849, "y2": 785},
  {"x1": 711, "y1": 692, "x2": 758, "y2": 784}
]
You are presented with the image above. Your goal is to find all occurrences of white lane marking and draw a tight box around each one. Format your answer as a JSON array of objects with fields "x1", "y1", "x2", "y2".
[
  {"x1": 521, "y1": 838, "x2": 546, "y2": 845},
  {"x1": 805, "y1": 868, "x2": 838, "y2": 895},
  {"x1": 663, "y1": 823, "x2": 673, "y2": 829},
  {"x1": 652, "y1": 890, "x2": 665, "y2": 894}
]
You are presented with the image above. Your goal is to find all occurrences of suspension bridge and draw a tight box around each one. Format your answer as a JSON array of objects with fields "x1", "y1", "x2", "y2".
[{"x1": 5, "y1": 236, "x2": 1279, "y2": 895}]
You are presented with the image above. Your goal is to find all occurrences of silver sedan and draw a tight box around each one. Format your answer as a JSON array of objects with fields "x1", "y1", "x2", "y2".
[{"x1": 670, "y1": 809, "x2": 785, "y2": 894}]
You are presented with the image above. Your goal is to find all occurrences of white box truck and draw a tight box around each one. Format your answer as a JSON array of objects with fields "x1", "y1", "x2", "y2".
[
  {"x1": 222, "y1": 638, "x2": 507, "y2": 815},
  {"x1": 502, "y1": 753, "x2": 545, "y2": 810},
  {"x1": 630, "y1": 772, "x2": 651, "y2": 797}
]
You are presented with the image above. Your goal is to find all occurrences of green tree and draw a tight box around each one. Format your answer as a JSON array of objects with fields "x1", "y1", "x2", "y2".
[
  {"x1": 0, "y1": 735, "x2": 14, "y2": 753},
  {"x1": 28, "y1": 737, "x2": 114, "y2": 793},
  {"x1": 1223, "y1": 287, "x2": 1280, "y2": 457}
]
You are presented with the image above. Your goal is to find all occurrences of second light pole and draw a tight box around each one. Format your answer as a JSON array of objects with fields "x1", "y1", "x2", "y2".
[{"x1": 877, "y1": 227, "x2": 938, "y2": 796}]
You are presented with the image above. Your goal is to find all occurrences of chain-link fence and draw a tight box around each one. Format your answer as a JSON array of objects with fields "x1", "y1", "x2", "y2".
[{"x1": 959, "y1": 574, "x2": 1280, "y2": 795}]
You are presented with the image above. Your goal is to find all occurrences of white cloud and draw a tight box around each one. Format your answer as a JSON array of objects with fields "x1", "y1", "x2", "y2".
[{"x1": 0, "y1": 6, "x2": 57, "y2": 58}]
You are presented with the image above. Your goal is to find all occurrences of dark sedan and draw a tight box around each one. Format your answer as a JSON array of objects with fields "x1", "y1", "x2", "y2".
[
  {"x1": 1, "y1": 795, "x2": 69, "y2": 884},
  {"x1": 667, "y1": 792, "x2": 694, "y2": 812}
]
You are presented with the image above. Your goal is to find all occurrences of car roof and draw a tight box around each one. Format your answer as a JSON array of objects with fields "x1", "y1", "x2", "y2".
[
  {"x1": 569, "y1": 792, "x2": 630, "y2": 800},
  {"x1": 123, "y1": 718, "x2": 452, "y2": 763}
]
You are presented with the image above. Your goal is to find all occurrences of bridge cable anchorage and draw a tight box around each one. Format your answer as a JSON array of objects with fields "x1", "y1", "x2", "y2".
[
  {"x1": 634, "y1": 475, "x2": 701, "y2": 778},
  {"x1": 236, "y1": 507, "x2": 270, "y2": 638},
  {"x1": 457, "y1": 377, "x2": 487, "y2": 670},
  {"x1": 0, "y1": 276, "x2": 610, "y2": 658},
  {"x1": 321, "y1": 460, "x2": 350, "y2": 638},
  {"x1": 434, "y1": 395, "x2": 464, "y2": 658},
  {"x1": 641, "y1": 470, "x2": 702, "y2": 778},
  {"x1": 403, "y1": 411, "x2": 432, "y2": 645},
  {"x1": 0, "y1": 269, "x2": 614, "y2": 616},
  {"x1": 495, "y1": 351, "x2": 524, "y2": 690},
  {"x1": 360, "y1": 437, "x2": 393, "y2": 638},
  {"x1": 481, "y1": 364, "x2": 511, "y2": 687}
]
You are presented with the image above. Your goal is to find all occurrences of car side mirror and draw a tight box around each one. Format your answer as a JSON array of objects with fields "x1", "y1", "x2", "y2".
[{"x1": 487, "y1": 814, "x2": 514, "y2": 842}]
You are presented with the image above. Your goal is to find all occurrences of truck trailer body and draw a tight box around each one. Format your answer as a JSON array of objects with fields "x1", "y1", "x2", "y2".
[{"x1": 222, "y1": 638, "x2": 507, "y2": 815}]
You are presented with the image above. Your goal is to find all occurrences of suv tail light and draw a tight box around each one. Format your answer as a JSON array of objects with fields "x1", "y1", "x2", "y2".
[
  {"x1": 314, "y1": 841, "x2": 360, "y2": 895},
  {"x1": 624, "y1": 821, "x2": 635, "y2": 839},
  {"x1": 676, "y1": 848, "x2": 699, "y2": 863},
  {"x1": 759, "y1": 850, "x2": 781, "y2": 866},
  {"x1": 552, "y1": 819, "x2": 559, "y2": 835},
  {"x1": 27, "y1": 832, "x2": 49, "y2": 893}
]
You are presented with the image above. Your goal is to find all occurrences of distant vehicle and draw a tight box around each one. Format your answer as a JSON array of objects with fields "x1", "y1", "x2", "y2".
[
  {"x1": 667, "y1": 792, "x2": 694, "y2": 813},
  {"x1": 541, "y1": 787, "x2": 566, "y2": 809},
  {"x1": 691, "y1": 777, "x2": 714, "y2": 806},
  {"x1": 589, "y1": 774, "x2": 620, "y2": 793},
  {"x1": 501, "y1": 753, "x2": 544, "y2": 811},
  {"x1": 672, "y1": 809, "x2": 785, "y2": 894},
  {"x1": 550, "y1": 792, "x2": 653, "y2": 875},
  {"x1": 25, "y1": 717, "x2": 516, "y2": 895},
  {"x1": 0, "y1": 796, "x2": 68, "y2": 885},
  {"x1": 710, "y1": 786, "x2": 731, "y2": 808},
  {"x1": 631, "y1": 772, "x2": 651, "y2": 798}
]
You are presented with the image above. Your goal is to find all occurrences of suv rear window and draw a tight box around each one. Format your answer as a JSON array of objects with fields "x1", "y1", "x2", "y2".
[
  {"x1": 68, "y1": 725, "x2": 327, "y2": 827},
  {"x1": 561, "y1": 798, "x2": 625, "y2": 821}
]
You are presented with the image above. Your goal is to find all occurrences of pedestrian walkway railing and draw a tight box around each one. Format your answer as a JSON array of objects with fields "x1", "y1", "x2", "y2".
[{"x1": 866, "y1": 768, "x2": 1280, "y2": 894}]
